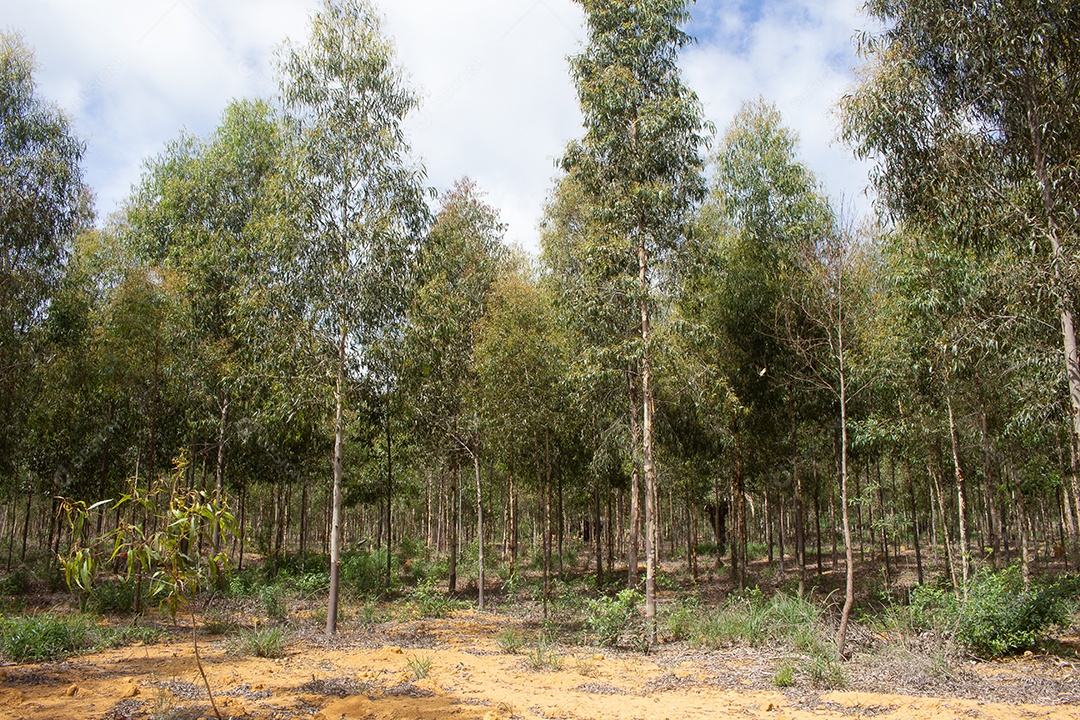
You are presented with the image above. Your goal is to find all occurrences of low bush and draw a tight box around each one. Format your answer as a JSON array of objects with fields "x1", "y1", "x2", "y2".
[{"x1": 909, "y1": 566, "x2": 1079, "y2": 658}]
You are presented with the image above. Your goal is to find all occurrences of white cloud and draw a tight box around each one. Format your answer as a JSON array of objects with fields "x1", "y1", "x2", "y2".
[{"x1": 2, "y1": 0, "x2": 878, "y2": 250}]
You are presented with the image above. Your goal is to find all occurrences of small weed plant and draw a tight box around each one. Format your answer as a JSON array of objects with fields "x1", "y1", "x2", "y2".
[
  {"x1": 496, "y1": 627, "x2": 524, "y2": 654},
  {"x1": 525, "y1": 642, "x2": 564, "y2": 672},
  {"x1": 237, "y1": 626, "x2": 287, "y2": 658},
  {"x1": 407, "y1": 653, "x2": 433, "y2": 679}
]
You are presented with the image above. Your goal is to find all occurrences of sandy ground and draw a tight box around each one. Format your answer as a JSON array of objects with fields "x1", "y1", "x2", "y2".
[{"x1": 1, "y1": 611, "x2": 1078, "y2": 720}]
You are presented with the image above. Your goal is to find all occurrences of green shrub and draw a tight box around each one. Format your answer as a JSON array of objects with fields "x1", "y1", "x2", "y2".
[
  {"x1": 340, "y1": 550, "x2": 389, "y2": 595},
  {"x1": 772, "y1": 661, "x2": 795, "y2": 688},
  {"x1": 407, "y1": 578, "x2": 466, "y2": 619},
  {"x1": 258, "y1": 583, "x2": 289, "y2": 623},
  {"x1": 0, "y1": 570, "x2": 31, "y2": 596},
  {"x1": 910, "y1": 567, "x2": 1079, "y2": 658},
  {"x1": 0, "y1": 614, "x2": 96, "y2": 662},
  {"x1": 586, "y1": 588, "x2": 645, "y2": 648},
  {"x1": 89, "y1": 578, "x2": 165, "y2": 615}
]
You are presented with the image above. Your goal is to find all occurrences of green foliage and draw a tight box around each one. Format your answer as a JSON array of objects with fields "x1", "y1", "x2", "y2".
[
  {"x1": 60, "y1": 466, "x2": 237, "y2": 619},
  {"x1": 586, "y1": 588, "x2": 645, "y2": 649},
  {"x1": 772, "y1": 661, "x2": 795, "y2": 688},
  {"x1": 664, "y1": 589, "x2": 828, "y2": 654},
  {"x1": 405, "y1": 577, "x2": 466, "y2": 619},
  {"x1": 88, "y1": 578, "x2": 165, "y2": 615},
  {"x1": 340, "y1": 550, "x2": 390, "y2": 595},
  {"x1": 99, "y1": 620, "x2": 165, "y2": 648},
  {"x1": 0, "y1": 570, "x2": 31, "y2": 596},
  {"x1": 909, "y1": 567, "x2": 1079, "y2": 658},
  {"x1": 257, "y1": 583, "x2": 289, "y2": 623},
  {"x1": 0, "y1": 613, "x2": 95, "y2": 662}
]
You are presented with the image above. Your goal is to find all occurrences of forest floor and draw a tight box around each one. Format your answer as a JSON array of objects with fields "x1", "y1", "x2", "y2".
[
  {"x1": 3, "y1": 552, "x2": 1079, "y2": 719},
  {"x1": 1, "y1": 602, "x2": 1078, "y2": 720}
]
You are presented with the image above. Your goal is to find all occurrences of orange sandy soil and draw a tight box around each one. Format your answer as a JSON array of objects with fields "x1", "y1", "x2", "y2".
[{"x1": 1, "y1": 611, "x2": 1078, "y2": 720}]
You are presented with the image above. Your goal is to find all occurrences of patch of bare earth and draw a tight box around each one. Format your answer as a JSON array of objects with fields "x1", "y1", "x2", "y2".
[{"x1": 1, "y1": 611, "x2": 1077, "y2": 720}]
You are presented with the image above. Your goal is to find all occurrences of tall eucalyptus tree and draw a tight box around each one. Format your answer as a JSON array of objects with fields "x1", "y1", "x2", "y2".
[
  {"x1": 278, "y1": 0, "x2": 428, "y2": 634},
  {"x1": 842, "y1": 0, "x2": 1080, "y2": 488},
  {"x1": 561, "y1": 0, "x2": 708, "y2": 638}
]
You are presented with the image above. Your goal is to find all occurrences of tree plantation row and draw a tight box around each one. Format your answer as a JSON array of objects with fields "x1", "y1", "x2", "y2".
[{"x1": 3, "y1": 0, "x2": 1080, "y2": 657}]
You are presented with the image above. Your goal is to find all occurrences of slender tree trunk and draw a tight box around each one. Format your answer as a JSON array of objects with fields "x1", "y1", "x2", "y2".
[
  {"x1": 474, "y1": 448, "x2": 485, "y2": 610},
  {"x1": 905, "y1": 456, "x2": 924, "y2": 585},
  {"x1": 543, "y1": 433, "x2": 552, "y2": 619},
  {"x1": 792, "y1": 410, "x2": 805, "y2": 595},
  {"x1": 594, "y1": 470, "x2": 603, "y2": 589},
  {"x1": 326, "y1": 321, "x2": 347, "y2": 636},
  {"x1": 932, "y1": 463, "x2": 958, "y2": 592},
  {"x1": 509, "y1": 472, "x2": 517, "y2": 579},
  {"x1": 836, "y1": 353, "x2": 856, "y2": 658},
  {"x1": 638, "y1": 239, "x2": 658, "y2": 644},
  {"x1": 946, "y1": 395, "x2": 970, "y2": 594},
  {"x1": 212, "y1": 393, "x2": 229, "y2": 553},
  {"x1": 731, "y1": 423, "x2": 745, "y2": 589},
  {"x1": 627, "y1": 367, "x2": 640, "y2": 588},
  {"x1": 448, "y1": 460, "x2": 458, "y2": 593},
  {"x1": 386, "y1": 397, "x2": 393, "y2": 591}
]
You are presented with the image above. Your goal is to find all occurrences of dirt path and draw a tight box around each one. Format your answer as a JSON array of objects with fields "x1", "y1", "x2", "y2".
[{"x1": 1, "y1": 611, "x2": 1077, "y2": 720}]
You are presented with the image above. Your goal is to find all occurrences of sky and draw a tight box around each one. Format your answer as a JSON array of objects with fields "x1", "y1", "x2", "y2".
[{"x1": 2, "y1": 0, "x2": 877, "y2": 253}]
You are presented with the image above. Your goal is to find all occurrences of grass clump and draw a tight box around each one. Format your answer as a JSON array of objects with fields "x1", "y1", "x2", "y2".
[
  {"x1": 236, "y1": 626, "x2": 287, "y2": 658},
  {"x1": 665, "y1": 588, "x2": 826, "y2": 652},
  {"x1": 772, "y1": 661, "x2": 796, "y2": 688},
  {"x1": 0, "y1": 613, "x2": 96, "y2": 662},
  {"x1": 525, "y1": 642, "x2": 563, "y2": 672},
  {"x1": 496, "y1": 627, "x2": 524, "y2": 654},
  {"x1": 405, "y1": 578, "x2": 467, "y2": 619}
]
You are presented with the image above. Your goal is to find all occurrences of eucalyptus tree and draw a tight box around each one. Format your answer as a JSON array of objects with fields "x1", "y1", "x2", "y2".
[
  {"x1": 841, "y1": 0, "x2": 1080, "y2": 481},
  {"x1": 121, "y1": 99, "x2": 286, "y2": 519},
  {"x1": 278, "y1": 0, "x2": 429, "y2": 634},
  {"x1": 403, "y1": 178, "x2": 505, "y2": 606},
  {"x1": 677, "y1": 100, "x2": 832, "y2": 589},
  {"x1": 472, "y1": 257, "x2": 569, "y2": 589},
  {"x1": 0, "y1": 32, "x2": 90, "y2": 481},
  {"x1": 540, "y1": 171, "x2": 640, "y2": 588},
  {"x1": 784, "y1": 222, "x2": 874, "y2": 657},
  {"x1": 561, "y1": 0, "x2": 708, "y2": 635}
]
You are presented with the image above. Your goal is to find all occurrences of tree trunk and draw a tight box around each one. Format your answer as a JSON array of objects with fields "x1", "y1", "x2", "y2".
[
  {"x1": 474, "y1": 448, "x2": 485, "y2": 610},
  {"x1": 946, "y1": 395, "x2": 970, "y2": 593},
  {"x1": 792, "y1": 410, "x2": 805, "y2": 595},
  {"x1": 326, "y1": 321, "x2": 347, "y2": 636},
  {"x1": 448, "y1": 459, "x2": 458, "y2": 593},
  {"x1": 627, "y1": 367, "x2": 641, "y2": 588},
  {"x1": 509, "y1": 472, "x2": 518, "y2": 579},
  {"x1": 594, "y1": 470, "x2": 604, "y2": 589},
  {"x1": 638, "y1": 239, "x2": 658, "y2": 644},
  {"x1": 835, "y1": 360, "x2": 855, "y2": 658},
  {"x1": 386, "y1": 398, "x2": 393, "y2": 591}
]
